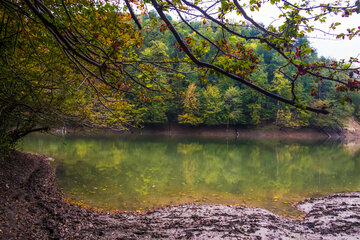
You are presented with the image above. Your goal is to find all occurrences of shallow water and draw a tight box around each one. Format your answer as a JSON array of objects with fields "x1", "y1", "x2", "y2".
[{"x1": 21, "y1": 134, "x2": 360, "y2": 218}]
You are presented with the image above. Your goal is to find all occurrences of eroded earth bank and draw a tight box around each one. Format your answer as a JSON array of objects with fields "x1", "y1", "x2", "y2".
[{"x1": 1, "y1": 151, "x2": 360, "y2": 239}]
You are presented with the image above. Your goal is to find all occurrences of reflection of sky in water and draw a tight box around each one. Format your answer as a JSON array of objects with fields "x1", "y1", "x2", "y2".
[{"x1": 21, "y1": 134, "x2": 360, "y2": 218}]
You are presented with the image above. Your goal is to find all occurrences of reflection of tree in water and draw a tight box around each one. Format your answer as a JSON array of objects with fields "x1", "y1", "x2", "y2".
[
  {"x1": 344, "y1": 139, "x2": 360, "y2": 156},
  {"x1": 21, "y1": 135, "x2": 360, "y2": 216},
  {"x1": 178, "y1": 143, "x2": 202, "y2": 185}
]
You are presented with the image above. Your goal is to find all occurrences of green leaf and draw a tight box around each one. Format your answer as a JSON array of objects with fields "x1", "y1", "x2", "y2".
[
  {"x1": 301, "y1": 48, "x2": 312, "y2": 55},
  {"x1": 343, "y1": 63, "x2": 351, "y2": 69}
]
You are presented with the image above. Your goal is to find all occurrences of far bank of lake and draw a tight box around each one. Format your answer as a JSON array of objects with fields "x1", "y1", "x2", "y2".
[{"x1": 52, "y1": 123, "x2": 348, "y2": 140}]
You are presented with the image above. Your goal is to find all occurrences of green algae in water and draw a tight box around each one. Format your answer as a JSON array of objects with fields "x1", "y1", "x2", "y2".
[{"x1": 21, "y1": 134, "x2": 360, "y2": 218}]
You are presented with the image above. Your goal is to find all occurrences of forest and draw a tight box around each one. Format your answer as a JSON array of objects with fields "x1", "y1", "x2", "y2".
[
  {"x1": 131, "y1": 13, "x2": 359, "y2": 127},
  {"x1": 1, "y1": 0, "x2": 360, "y2": 150},
  {"x1": 2, "y1": 1, "x2": 360, "y2": 239}
]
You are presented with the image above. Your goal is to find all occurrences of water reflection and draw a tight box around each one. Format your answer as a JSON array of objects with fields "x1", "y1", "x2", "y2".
[{"x1": 21, "y1": 134, "x2": 360, "y2": 217}]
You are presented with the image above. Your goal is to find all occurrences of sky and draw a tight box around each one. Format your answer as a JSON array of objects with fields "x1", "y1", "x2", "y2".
[
  {"x1": 144, "y1": 0, "x2": 359, "y2": 61},
  {"x1": 308, "y1": 15, "x2": 360, "y2": 61},
  {"x1": 246, "y1": 1, "x2": 360, "y2": 61}
]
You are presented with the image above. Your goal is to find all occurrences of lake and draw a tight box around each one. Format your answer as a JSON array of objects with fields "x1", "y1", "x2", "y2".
[{"x1": 21, "y1": 134, "x2": 360, "y2": 218}]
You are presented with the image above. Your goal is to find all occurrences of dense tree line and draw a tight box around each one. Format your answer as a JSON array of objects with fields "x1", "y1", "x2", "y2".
[
  {"x1": 133, "y1": 14, "x2": 359, "y2": 128},
  {"x1": 1, "y1": 0, "x2": 360, "y2": 153}
]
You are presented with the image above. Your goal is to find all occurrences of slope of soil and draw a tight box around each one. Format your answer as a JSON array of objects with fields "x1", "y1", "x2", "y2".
[
  {"x1": 57, "y1": 123, "x2": 334, "y2": 139},
  {"x1": 343, "y1": 117, "x2": 360, "y2": 140},
  {"x1": 1, "y1": 151, "x2": 360, "y2": 239}
]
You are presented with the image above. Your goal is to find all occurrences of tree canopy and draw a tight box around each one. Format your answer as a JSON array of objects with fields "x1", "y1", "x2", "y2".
[
  {"x1": 1, "y1": 0, "x2": 360, "y2": 151},
  {"x1": 146, "y1": 0, "x2": 360, "y2": 113}
]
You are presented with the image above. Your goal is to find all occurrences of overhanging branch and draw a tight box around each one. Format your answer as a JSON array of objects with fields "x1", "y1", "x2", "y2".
[{"x1": 150, "y1": 0, "x2": 329, "y2": 114}]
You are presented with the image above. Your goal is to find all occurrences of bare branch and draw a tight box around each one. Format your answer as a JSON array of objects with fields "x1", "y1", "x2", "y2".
[
  {"x1": 125, "y1": 0, "x2": 142, "y2": 30},
  {"x1": 233, "y1": 0, "x2": 280, "y2": 37}
]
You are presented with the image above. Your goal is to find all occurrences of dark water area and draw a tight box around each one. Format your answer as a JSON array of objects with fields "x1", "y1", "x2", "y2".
[{"x1": 21, "y1": 134, "x2": 360, "y2": 218}]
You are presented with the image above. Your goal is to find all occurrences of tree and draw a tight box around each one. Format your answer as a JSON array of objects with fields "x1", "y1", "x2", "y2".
[
  {"x1": 178, "y1": 83, "x2": 203, "y2": 125},
  {"x1": 202, "y1": 85, "x2": 225, "y2": 124},
  {"x1": 146, "y1": 0, "x2": 360, "y2": 114},
  {"x1": 1, "y1": 0, "x2": 360, "y2": 151},
  {"x1": 4, "y1": 0, "x2": 359, "y2": 112},
  {"x1": 224, "y1": 87, "x2": 244, "y2": 125},
  {"x1": 0, "y1": 0, "x2": 149, "y2": 152}
]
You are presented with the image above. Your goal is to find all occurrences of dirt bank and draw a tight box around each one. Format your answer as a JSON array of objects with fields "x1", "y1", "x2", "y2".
[
  {"x1": 132, "y1": 124, "x2": 336, "y2": 139},
  {"x1": 1, "y1": 151, "x2": 360, "y2": 239},
  {"x1": 56, "y1": 123, "x2": 339, "y2": 140}
]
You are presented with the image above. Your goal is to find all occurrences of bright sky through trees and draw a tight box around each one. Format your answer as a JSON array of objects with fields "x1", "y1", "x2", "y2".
[
  {"x1": 309, "y1": 14, "x2": 360, "y2": 60},
  {"x1": 157, "y1": 0, "x2": 359, "y2": 60},
  {"x1": 243, "y1": 1, "x2": 360, "y2": 60}
]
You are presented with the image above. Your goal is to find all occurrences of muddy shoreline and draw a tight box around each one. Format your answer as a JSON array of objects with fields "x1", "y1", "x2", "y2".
[
  {"x1": 1, "y1": 151, "x2": 360, "y2": 239},
  {"x1": 53, "y1": 123, "x2": 342, "y2": 141}
]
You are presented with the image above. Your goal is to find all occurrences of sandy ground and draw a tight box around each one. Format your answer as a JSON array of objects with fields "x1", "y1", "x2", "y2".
[{"x1": 1, "y1": 151, "x2": 360, "y2": 239}]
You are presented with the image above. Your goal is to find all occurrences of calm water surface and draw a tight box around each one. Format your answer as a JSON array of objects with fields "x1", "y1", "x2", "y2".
[{"x1": 21, "y1": 134, "x2": 360, "y2": 217}]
